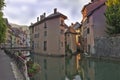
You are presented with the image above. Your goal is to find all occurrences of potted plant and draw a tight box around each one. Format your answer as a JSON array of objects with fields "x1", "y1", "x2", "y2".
[{"x1": 27, "y1": 60, "x2": 40, "y2": 78}]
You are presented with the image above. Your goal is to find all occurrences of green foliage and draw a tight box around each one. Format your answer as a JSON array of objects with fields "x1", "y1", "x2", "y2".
[
  {"x1": 65, "y1": 44, "x2": 72, "y2": 54},
  {"x1": 0, "y1": 0, "x2": 5, "y2": 10},
  {"x1": 0, "y1": 0, "x2": 6, "y2": 44},
  {"x1": 105, "y1": 0, "x2": 120, "y2": 35},
  {"x1": 0, "y1": 12, "x2": 6, "y2": 43},
  {"x1": 27, "y1": 60, "x2": 40, "y2": 77}
]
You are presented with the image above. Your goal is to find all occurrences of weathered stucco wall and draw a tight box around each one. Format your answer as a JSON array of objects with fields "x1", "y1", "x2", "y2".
[{"x1": 94, "y1": 35, "x2": 120, "y2": 57}]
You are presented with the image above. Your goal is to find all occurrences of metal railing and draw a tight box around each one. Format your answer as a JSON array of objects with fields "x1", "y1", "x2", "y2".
[{"x1": 4, "y1": 50, "x2": 30, "y2": 80}]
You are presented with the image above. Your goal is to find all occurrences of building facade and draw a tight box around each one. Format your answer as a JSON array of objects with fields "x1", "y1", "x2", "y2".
[
  {"x1": 30, "y1": 8, "x2": 67, "y2": 55},
  {"x1": 65, "y1": 26, "x2": 77, "y2": 54},
  {"x1": 73, "y1": 22, "x2": 82, "y2": 52},
  {"x1": 29, "y1": 9, "x2": 69, "y2": 80},
  {"x1": 4, "y1": 18, "x2": 12, "y2": 48},
  {"x1": 81, "y1": 0, "x2": 107, "y2": 54}
]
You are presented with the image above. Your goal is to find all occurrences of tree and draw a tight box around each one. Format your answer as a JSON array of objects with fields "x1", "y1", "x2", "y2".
[
  {"x1": 0, "y1": 0, "x2": 6, "y2": 43},
  {"x1": 0, "y1": 0, "x2": 5, "y2": 10},
  {"x1": 105, "y1": 0, "x2": 120, "y2": 35}
]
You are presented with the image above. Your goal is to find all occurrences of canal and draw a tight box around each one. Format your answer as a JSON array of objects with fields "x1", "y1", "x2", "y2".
[{"x1": 32, "y1": 53, "x2": 120, "y2": 80}]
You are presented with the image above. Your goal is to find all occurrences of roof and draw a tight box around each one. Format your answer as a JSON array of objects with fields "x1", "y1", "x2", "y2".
[
  {"x1": 30, "y1": 12, "x2": 67, "y2": 28},
  {"x1": 47, "y1": 12, "x2": 67, "y2": 19},
  {"x1": 82, "y1": 0, "x2": 106, "y2": 18},
  {"x1": 73, "y1": 22, "x2": 81, "y2": 30},
  {"x1": 60, "y1": 23, "x2": 68, "y2": 29},
  {"x1": 65, "y1": 27, "x2": 77, "y2": 34}
]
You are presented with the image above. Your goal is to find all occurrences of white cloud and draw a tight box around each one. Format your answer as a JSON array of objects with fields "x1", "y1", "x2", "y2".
[
  {"x1": 3, "y1": 0, "x2": 91, "y2": 25},
  {"x1": 6, "y1": 0, "x2": 38, "y2": 4}
]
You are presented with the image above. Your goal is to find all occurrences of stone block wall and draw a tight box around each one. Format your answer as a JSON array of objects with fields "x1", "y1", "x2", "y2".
[{"x1": 94, "y1": 35, "x2": 120, "y2": 57}]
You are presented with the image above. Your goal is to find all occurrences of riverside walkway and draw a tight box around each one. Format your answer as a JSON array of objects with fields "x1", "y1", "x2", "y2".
[{"x1": 0, "y1": 49, "x2": 24, "y2": 80}]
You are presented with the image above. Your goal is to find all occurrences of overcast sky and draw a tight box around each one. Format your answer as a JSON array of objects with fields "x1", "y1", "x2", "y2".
[{"x1": 3, "y1": 0, "x2": 90, "y2": 26}]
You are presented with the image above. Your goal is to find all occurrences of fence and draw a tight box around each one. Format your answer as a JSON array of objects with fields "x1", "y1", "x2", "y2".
[{"x1": 4, "y1": 50, "x2": 30, "y2": 80}]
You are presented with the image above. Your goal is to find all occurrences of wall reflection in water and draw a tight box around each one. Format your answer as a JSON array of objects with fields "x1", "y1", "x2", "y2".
[
  {"x1": 33, "y1": 54, "x2": 81, "y2": 80},
  {"x1": 32, "y1": 53, "x2": 120, "y2": 80},
  {"x1": 80, "y1": 58, "x2": 120, "y2": 80}
]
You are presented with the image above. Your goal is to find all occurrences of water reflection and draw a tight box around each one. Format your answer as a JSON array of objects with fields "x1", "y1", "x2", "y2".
[
  {"x1": 32, "y1": 54, "x2": 120, "y2": 80},
  {"x1": 33, "y1": 54, "x2": 81, "y2": 80},
  {"x1": 80, "y1": 58, "x2": 120, "y2": 80},
  {"x1": 65, "y1": 54, "x2": 81, "y2": 80},
  {"x1": 33, "y1": 55, "x2": 65, "y2": 80}
]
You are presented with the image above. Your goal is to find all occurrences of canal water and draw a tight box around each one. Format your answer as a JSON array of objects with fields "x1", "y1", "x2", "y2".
[{"x1": 32, "y1": 54, "x2": 120, "y2": 80}]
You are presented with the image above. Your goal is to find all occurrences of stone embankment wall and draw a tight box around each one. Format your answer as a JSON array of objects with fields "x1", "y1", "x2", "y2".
[{"x1": 94, "y1": 35, "x2": 120, "y2": 57}]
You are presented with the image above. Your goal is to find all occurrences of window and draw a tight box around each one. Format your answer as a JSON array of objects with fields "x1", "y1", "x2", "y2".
[
  {"x1": 34, "y1": 27, "x2": 36, "y2": 32},
  {"x1": 60, "y1": 20, "x2": 64, "y2": 25},
  {"x1": 34, "y1": 33, "x2": 39, "y2": 38},
  {"x1": 88, "y1": 44, "x2": 90, "y2": 53},
  {"x1": 86, "y1": 18, "x2": 89, "y2": 23},
  {"x1": 45, "y1": 73, "x2": 47, "y2": 80},
  {"x1": 44, "y1": 22, "x2": 47, "y2": 28},
  {"x1": 60, "y1": 29, "x2": 64, "y2": 34},
  {"x1": 87, "y1": 28, "x2": 90, "y2": 34},
  {"x1": 68, "y1": 34, "x2": 70, "y2": 37},
  {"x1": 32, "y1": 27, "x2": 34, "y2": 33},
  {"x1": 37, "y1": 42, "x2": 39, "y2": 48},
  {"x1": 32, "y1": 41, "x2": 34, "y2": 49},
  {"x1": 78, "y1": 36, "x2": 80, "y2": 43},
  {"x1": 61, "y1": 42, "x2": 63, "y2": 47},
  {"x1": 44, "y1": 41, "x2": 47, "y2": 51},
  {"x1": 44, "y1": 31, "x2": 47, "y2": 36},
  {"x1": 44, "y1": 59, "x2": 47, "y2": 69},
  {"x1": 34, "y1": 43, "x2": 36, "y2": 48}
]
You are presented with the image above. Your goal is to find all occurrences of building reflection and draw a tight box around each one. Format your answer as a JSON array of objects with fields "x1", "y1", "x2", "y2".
[
  {"x1": 33, "y1": 54, "x2": 65, "y2": 80},
  {"x1": 33, "y1": 54, "x2": 81, "y2": 80},
  {"x1": 80, "y1": 59, "x2": 120, "y2": 80}
]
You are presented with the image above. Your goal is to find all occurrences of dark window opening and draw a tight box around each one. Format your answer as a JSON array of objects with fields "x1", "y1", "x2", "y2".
[
  {"x1": 44, "y1": 22, "x2": 47, "y2": 28},
  {"x1": 44, "y1": 59, "x2": 47, "y2": 70},
  {"x1": 34, "y1": 33, "x2": 39, "y2": 38},
  {"x1": 86, "y1": 18, "x2": 89, "y2": 23},
  {"x1": 44, "y1": 31, "x2": 47, "y2": 36},
  {"x1": 44, "y1": 41, "x2": 47, "y2": 51},
  {"x1": 87, "y1": 28, "x2": 90, "y2": 34},
  {"x1": 88, "y1": 44, "x2": 90, "y2": 53},
  {"x1": 60, "y1": 20, "x2": 64, "y2": 25},
  {"x1": 61, "y1": 42, "x2": 63, "y2": 47},
  {"x1": 60, "y1": 29, "x2": 64, "y2": 34}
]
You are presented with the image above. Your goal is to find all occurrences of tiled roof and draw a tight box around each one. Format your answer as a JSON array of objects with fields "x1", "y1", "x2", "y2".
[
  {"x1": 82, "y1": 0, "x2": 106, "y2": 17},
  {"x1": 30, "y1": 12, "x2": 67, "y2": 27}
]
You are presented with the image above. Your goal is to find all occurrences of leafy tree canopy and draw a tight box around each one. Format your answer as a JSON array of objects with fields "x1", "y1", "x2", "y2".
[
  {"x1": 105, "y1": 0, "x2": 120, "y2": 35},
  {"x1": 0, "y1": 0, "x2": 6, "y2": 43}
]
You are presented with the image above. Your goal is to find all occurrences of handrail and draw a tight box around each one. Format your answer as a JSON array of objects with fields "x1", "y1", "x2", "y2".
[{"x1": 4, "y1": 50, "x2": 29, "y2": 80}]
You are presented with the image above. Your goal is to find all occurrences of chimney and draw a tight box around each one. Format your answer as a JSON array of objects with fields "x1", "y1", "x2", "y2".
[
  {"x1": 43, "y1": 12, "x2": 46, "y2": 17},
  {"x1": 37, "y1": 17, "x2": 39, "y2": 22},
  {"x1": 40, "y1": 15, "x2": 42, "y2": 20},
  {"x1": 54, "y1": 8, "x2": 57, "y2": 14},
  {"x1": 71, "y1": 23, "x2": 74, "y2": 26},
  {"x1": 91, "y1": 0, "x2": 98, "y2": 2},
  {"x1": 31, "y1": 22, "x2": 33, "y2": 25}
]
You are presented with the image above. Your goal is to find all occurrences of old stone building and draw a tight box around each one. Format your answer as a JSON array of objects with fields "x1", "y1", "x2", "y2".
[
  {"x1": 29, "y1": 8, "x2": 68, "y2": 55},
  {"x1": 81, "y1": 0, "x2": 107, "y2": 54},
  {"x1": 29, "y1": 8, "x2": 69, "y2": 80}
]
